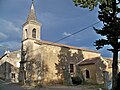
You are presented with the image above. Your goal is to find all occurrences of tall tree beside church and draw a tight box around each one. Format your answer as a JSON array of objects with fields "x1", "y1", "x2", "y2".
[{"x1": 73, "y1": 0, "x2": 120, "y2": 90}]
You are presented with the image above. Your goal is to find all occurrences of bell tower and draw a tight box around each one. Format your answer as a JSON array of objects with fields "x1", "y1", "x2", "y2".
[
  {"x1": 22, "y1": 0, "x2": 41, "y2": 41},
  {"x1": 19, "y1": 0, "x2": 42, "y2": 85}
]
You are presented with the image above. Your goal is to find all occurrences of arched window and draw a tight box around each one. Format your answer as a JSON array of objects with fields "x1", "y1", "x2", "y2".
[
  {"x1": 32, "y1": 28, "x2": 36, "y2": 38},
  {"x1": 86, "y1": 70, "x2": 90, "y2": 78},
  {"x1": 25, "y1": 29, "x2": 27, "y2": 39}
]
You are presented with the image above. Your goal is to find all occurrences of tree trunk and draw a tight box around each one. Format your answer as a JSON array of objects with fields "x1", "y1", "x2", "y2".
[
  {"x1": 112, "y1": 48, "x2": 118, "y2": 90},
  {"x1": 112, "y1": 0, "x2": 118, "y2": 90}
]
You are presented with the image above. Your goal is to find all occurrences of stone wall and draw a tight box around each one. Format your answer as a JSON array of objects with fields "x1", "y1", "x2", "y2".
[
  {"x1": 20, "y1": 39, "x2": 101, "y2": 85},
  {"x1": 30, "y1": 42, "x2": 101, "y2": 84},
  {"x1": 82, "y1": 50, "x2": 101, "y2": 59},
  {"x1": 80, "y1": 64, "x2": 97, "y2": 84}
]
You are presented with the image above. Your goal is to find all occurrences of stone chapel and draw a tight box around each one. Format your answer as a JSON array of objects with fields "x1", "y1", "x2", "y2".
[{"x1": 18, "y1": 1, "x2": 111, "y2": 86}]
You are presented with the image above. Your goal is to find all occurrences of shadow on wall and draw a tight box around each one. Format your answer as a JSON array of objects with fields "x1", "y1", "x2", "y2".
[
  {"x1": 55, "y1": 47, "x2": 84, "y2": 85},
  {"x1": 21, "y1": 45, "x2": 49, "y2": 86}
]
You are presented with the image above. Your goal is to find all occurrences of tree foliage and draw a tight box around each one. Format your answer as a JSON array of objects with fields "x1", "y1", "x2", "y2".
[
  {"x1": 73, "y1": 0, "x2": 111, "y2": 10},
  {"x1": 73, "y1": 0, "x2": 120, "y2": 90},
  {"x1": 94, "y1": 1, "x2": 120, "y2": 51}
]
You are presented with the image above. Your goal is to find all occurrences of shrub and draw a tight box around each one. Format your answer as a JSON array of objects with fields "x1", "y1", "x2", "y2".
[{"x1": 71, "y1": 76, "x2": 82, "y2": 85}]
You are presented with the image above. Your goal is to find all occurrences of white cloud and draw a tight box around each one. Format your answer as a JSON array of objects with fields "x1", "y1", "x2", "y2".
[
  {"x1": 0, "y1": 32, "x2": 8, "y2": 39},
  {"x1": 0, "y1": 41, "x2": 21, "y2": 51},
  {"x1": 63, "y1": 32, "x2": 71, "y2": 36},
  {"x1": 0, "y1": 18, "x2": 21, "y2": 54},
  {"x1": 0, "y1": 18, "x2": 21, "y2": 38}
]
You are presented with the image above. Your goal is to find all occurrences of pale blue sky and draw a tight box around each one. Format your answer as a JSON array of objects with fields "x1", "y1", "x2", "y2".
[{"x1": 0, "y1": 0, "x2": 112, "y2": 57}]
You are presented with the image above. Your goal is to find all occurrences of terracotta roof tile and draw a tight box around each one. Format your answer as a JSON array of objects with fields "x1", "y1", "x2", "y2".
[
  {"x1": 34, "y1": 39, "x2": 100, "y2": 53},
  {"x1": 79, "y1": 57, "x2": 101, "y2": 66}
]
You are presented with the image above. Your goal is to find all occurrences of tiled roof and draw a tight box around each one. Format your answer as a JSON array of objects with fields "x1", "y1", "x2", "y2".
[
  {"x1": 103, "y1": 57, "x2": 112, "y2": 61},
  {"x1": 78, "y1": 57, "x2": 101, "y2": 66},
  {"x1": 8, "y1": 50, "x2": 21, "y2": 59},
  {"x1": 0, "y1": 54, "x2": 7, "y2": 60},
  {"x1": 0, "y1": 50, "x2": 21, "y2": 67},
  {"x1": 34, "y1": 39, "x2": 100, "y2": 53}
]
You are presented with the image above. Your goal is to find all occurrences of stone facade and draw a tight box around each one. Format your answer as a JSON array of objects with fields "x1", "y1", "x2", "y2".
[
  {"x1": 0, "y1": 50, "x2": 21, "y2": 82},
  {"x1": 79, "y1": 57, "x2": 109, "y2": 84},
  {"x1": 18, "y1": 1, "x2": 112, "y2": 86},
  {"x1": 19, "y1": 39, "x2": 102, "y2": 85}
]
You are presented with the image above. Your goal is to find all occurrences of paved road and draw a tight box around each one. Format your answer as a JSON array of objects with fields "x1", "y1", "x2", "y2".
[
  {"x1": 0, "y1": 80, "x2": 80, "y2": 90},
  {"x1": 0, "y1": 83, "x2": 84, "y2": 90},
  {"x1": 0, "y1": 80, "x2": 100, "y2": 90},
  {"x1": 0, "y1": 80, "x2": 25, "y2": 90},
  {"x1": 0, "y1": 84, "x2": 25, "y2": 90}
]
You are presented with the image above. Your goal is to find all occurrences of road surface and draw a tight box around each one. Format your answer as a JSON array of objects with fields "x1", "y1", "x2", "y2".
[{"x1": 0, "y1": 80, "x2": 101, "y2": 90}]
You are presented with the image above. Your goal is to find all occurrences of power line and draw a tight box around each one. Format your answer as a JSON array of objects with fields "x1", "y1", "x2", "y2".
[
  {"x1": 26, "y1": 21, "x2": 100, "y2": 54},
  {"x1": 54, "y1": 21, "x2": 100, "y2": 43}
]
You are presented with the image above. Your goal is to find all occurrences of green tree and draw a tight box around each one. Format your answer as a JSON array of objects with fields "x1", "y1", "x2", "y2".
[{"x1": 73, "y1": 0, "x2": 120, "y2": 90}]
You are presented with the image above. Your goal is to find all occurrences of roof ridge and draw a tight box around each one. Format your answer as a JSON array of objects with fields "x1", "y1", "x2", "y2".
[{"x1": 34, "y1": 40, "x2": 100, "y2": 53}]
